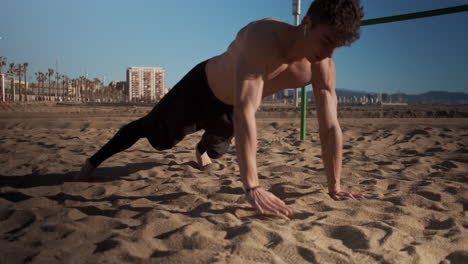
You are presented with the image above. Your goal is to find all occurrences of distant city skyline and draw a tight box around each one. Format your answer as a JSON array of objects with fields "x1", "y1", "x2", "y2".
[
  {"x1": 1, "y1": 0, "x2": 467, "y2": 95},
  {"x1": 127, "y1": 66, "x2": 166, "y2": 102}
]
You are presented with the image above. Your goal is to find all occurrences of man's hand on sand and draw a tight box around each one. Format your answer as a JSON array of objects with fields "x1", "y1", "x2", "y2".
[
  {"x1": 328, "y1": 191, "x2": 367, "y2": 201},
  {"x1": 246, "y1": 187, "x2": 293, "y2": 217}
]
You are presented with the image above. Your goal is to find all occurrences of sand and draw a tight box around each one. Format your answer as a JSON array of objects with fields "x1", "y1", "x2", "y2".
[{"x1": 0, "y1": 103, "x2": 467, "y2": 264}]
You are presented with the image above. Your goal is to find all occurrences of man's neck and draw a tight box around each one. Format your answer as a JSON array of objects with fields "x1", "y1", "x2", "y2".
[{"x1": 282, "y1": 26, "x2": 307, "y2": 62}]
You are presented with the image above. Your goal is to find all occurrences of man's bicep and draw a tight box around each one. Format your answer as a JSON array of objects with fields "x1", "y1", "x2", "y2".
[
  {"x1": 313, "y1": 87, "x2": 339, "y2": 130},
  {"x1": 234, "y1": 59, "x2": 264, "y2": 111},
  {"x1": 311, "y1": 59, "x2": 338, "y2": 129}
]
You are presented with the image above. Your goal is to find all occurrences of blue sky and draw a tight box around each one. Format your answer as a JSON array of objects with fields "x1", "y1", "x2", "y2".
[{"x1": 1, "y1": 0, "x2": 467, "y2": 94}]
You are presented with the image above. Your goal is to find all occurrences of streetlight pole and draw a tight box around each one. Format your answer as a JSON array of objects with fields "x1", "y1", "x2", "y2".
[
  {"x1": 293, "y1": 0, "x2": 307, "y2": 140},
  {"x1": 1, "y1": 73, "x2": 4, "y2": 102},
  {"x1": 292, "y1": 0, "x2": 300, "y2": 108}
]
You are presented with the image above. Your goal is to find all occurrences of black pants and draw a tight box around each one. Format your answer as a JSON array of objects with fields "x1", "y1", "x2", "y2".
[{"x1": 89, "y1": 60, "x2": 234, "y2": 167}]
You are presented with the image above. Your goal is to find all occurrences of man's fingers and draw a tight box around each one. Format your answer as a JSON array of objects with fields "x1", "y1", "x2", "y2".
[
  {"x1": 252, "y1": 192, "x2": 277, "y2": 215},
  {"x1": 336, "y1": 195, "x2": 347, "y2": 201},
  {"x1": 332, "y1": 192, "x2": 369, "y2": 201},
  {"x1": 270, "y1": 197, "x2": 292, "y2": 215},
  {"x1": 270, "y1": 195, "x2": 294, "y2": 216},
  {"x1": 353, "y1": 193, "x2": 366, "y2": 199},
  {"x1": 258, "y1": 195, "x2": 290, "y2": 216},
  {"x1": 247, "y1": 189, "x2": 293, "y2": 217},
  {"x1": 252, "y1": 199, "x2": 265, "y2": 214},
  {"x1": 262, "y1": 198, "x2": 285, "y2": 215},
  {"x1": 333, "y1": 193, "x2": 351, "y2": 201}
]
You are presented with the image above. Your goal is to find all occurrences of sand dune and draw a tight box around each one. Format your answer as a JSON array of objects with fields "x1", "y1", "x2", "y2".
[{"x1": 1, "y1": 104, "x2": 467, "y2": 264}]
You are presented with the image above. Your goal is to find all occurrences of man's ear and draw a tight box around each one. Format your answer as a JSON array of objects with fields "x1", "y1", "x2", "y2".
[{"x1": 301, "y1": 15, "x2": 312, "y2": 27}]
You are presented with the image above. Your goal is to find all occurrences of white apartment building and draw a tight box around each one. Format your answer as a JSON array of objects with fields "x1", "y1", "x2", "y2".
[{"x1": 126, "y1": 67, "x2": 165, "y2": 102}]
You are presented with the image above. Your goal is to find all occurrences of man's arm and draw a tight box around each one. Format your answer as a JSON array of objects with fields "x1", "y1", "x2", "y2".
[
  {"x1": 233, "y1": 71, "x2": 262, "y2": 190},
  {"x1": 234, "y1": 58, "x2": 293, "y2": 216},
  {"x1": 312, "y1": 59, "x2": 365, "y2": 200}
]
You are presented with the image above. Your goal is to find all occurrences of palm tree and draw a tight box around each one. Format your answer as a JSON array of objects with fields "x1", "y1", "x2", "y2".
[
  {"x1": 47, "y1": 68, "x2": 54, "y2": 100},
  {"x1": 15, "y1": 64, "x2": 23, "y2": 101},
  {"x1": 73, "y1": 78, "x2": 79, "y2": 101},
  {"x1": 22, "y1": 63, "x2": 28, "y2": 100},
  {"x1": 55, "y1": 70, "x2": 60, "y2": 100},
  {"x1": 8, "y1": 63, "x2": 16, "y2": 100},
  {"x1": 79, "y1": 76, "x2": 85, "y2": 102},
  {"x1": 56, "y1": 74, "x2": 62, "y2": 100},
  {"x1": 41, "y1": 72, "x2": 48, "y2": 99},
  {"x1": 0, "y1": 57, "x2": 6, "y2": 99},
  {"x1": 0, "y1": 56, "x2": 6, "y2": 74},
  {"x1": 35, "y1": 72, "x2": 40, "y2": 99},
  {"x1": 62, "y1": 74, "x2": 68, "y2": 101},
  {"x1": 14, "y1": 64, "x2": 23, "y2": 101},
  {"x1": 85, "y1": 77, "x2": 91, "y2": 102},
  {"x1": 92, "y1": 78, "x2": 101, "y2": 102}
]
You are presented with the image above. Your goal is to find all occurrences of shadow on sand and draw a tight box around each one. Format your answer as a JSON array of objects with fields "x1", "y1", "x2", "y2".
[{"x1": 0, "y1": 161, "x2": 167, "y2": 189}]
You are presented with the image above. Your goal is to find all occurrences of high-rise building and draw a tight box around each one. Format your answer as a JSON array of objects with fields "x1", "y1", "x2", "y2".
[{"x1": 126, "y1": 67, "x2": 165, "y2": 102}]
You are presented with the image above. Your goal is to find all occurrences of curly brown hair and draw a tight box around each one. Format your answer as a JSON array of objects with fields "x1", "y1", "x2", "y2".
[{"x1": 306, "y1": 0, "x2": 364, "y2": 46}]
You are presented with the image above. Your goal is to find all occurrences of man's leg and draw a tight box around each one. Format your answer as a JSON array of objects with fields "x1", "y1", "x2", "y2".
[
  {"x1": 78, "y1": 60, "x2": 212, "y2": 178},
  {"x1": 196, "y1": 133, "x2": 233, "y2": 170},
  {"x1": 195, "y1": 113, "x2": 234, "y2": 169},
  {"x1": 196, "y1": 143, "x2": 213, "y2": 168},
  {"x1": 77, "y1": 118, "x2": 146, "y2": 179}
]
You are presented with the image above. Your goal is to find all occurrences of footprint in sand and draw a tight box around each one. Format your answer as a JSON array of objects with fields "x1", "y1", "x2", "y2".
[
  {"x1": 425, "y1": 217, "x2": 456, "y2": 234},
  {"x1": 328, "y1": 225, "x2": 370, "y2": 250},
  {"x1": 297, "y1": 246, "x2": 317, "y2": 263},
  {"x1": 455, "y1": 148, "x2": 468, "y2": 154},
  {"x1": 426, "y1": 147, "x2": 445, "y2": 153},
  {"x1": 93, "y1": 239, "x2": 120, "y2": 254},
  {"x1": 374, "y1": 161, "x2": 393, "y2": 166},
  {"x1": 360, "y1": 179, "x2": 378, "y2": 185},
  {"x1": 400, "y1": 149, "x2": 419, "y2": 156},
  {"x1": 432, "y1": 161, "x2": 458, "y2": 171},
  {"x1": 264, "y1": 232, "x2": 283, "y2": 249},
  {"x1": 416, "y1": 190, "x2": 441, "y2": 202},
  {"x1": 402, "y1": 159, "x2": 419, "y2": 166},
  {"x1": 0, "y1": 191, "x2": 32, "y2": 202},
  {"x1": 459, "y1": 200, "x2": 468, "y2": 211},
  {"x1": 0, "y1": 209, "x2": 37, "y2": 236},
  {"x1": 445, "y1": 251, "x2": 468, "y2": 264},
  {"x1": 81, "y1": 186, "x2": 107, "y2": 198},
  {"x1": 224, "y1": 225, "x2": 251, "y2": 240}
]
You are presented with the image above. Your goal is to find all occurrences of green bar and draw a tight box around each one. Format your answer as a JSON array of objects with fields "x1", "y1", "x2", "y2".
[
  {"x1": 299, "y1": 5, "x2": 468, "y2": 141},
  {"x1": 362, "y1": 5, "x2": 468, "y2": 26},
  {"x1": 300, "y1": 86, "x2": 307, "y2": 141}
]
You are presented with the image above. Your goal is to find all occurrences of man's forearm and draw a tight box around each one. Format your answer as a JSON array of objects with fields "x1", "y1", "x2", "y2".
[
  {"x1": 234, "y1": 108, "x2": 259, "y2": 189},
  {"x1": 319, "y1": 125, "x2": 343, "y2": 194}
]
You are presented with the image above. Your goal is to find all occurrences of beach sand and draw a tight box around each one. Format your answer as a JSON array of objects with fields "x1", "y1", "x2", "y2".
[{"x1": 1, "y1": 103, "x2": 467, "y2": 264}]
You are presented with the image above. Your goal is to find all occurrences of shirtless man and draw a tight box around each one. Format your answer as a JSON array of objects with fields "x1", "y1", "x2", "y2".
[{"x1": 78, "y1": 0, "x2": 366, "y2": 217}]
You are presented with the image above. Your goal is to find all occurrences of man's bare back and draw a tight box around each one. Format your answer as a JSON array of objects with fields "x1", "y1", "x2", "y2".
[{"x1": 207, "y1": 18, "x2": 314, "y2": 106}]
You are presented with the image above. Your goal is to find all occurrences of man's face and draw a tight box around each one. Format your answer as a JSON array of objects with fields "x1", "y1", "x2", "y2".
[{"x1": 304, "y1": 23, "x2": 341, "y2": 62}]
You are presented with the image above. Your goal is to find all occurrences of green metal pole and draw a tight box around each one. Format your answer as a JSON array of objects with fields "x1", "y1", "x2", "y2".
[
  {"x1": 362, "y1": 5, "x2": 468, "y2": 26},
  {"x1": 300, "y1": 86, "x2": 307, "y2": 140},
  {"x1": 299, "y1": 4, "x2": 468, "y2": 141}
]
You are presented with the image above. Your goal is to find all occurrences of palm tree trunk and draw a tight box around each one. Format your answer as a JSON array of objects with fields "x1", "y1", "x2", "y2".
[
  {"x1": 48, "y1": 78, "x2": 51, "y2": 101},
  {"x1": 24, "y1": 68, "x2": 28, "y2": 101},
  {"x1": 18, "y1": 68, "x2": 22, "y2": 102},
  {"x1": 63, "y1": 78, "x2": 66, "y2": 101},
  {"x1": 11, "y1": 78, "x2": 15, "y2": 101}
]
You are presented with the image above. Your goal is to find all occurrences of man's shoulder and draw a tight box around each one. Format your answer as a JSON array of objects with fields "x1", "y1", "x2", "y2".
[
  {"x1": 311, "y1": 58, "x2": 336, "y2": 91},
  {"x1": 233, "y1": 18, "x2": 291, "y2": 74},
  {"x1": 238, "y1": 18, "x2": 290, "y2": 55},
  {"x1": 244, "y1": 18, "x2": 290, "y2": 33}
]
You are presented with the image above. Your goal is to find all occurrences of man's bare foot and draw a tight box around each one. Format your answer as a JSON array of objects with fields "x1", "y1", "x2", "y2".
[
  {"x1": 196, "y1": 148, "x2": 212, "y2": 170},
  {"x1": 75, "y1": 159, "x2": 96, "y2": 181}
]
